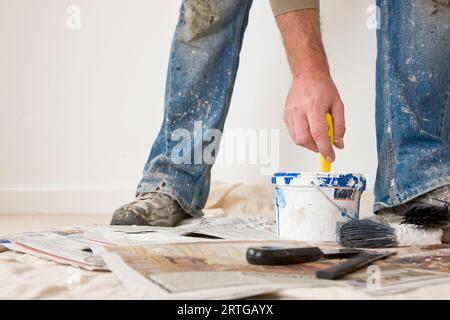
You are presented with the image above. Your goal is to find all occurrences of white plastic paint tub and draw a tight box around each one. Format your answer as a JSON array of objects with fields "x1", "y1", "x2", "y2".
[{"x1": 272, "y1": 172, "x2": 366, "y2": 242}]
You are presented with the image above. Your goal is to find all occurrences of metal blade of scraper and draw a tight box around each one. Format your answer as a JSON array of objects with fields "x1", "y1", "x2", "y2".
[{"x1": 320, "y1": 248, "x2": 366, "y2": 259}]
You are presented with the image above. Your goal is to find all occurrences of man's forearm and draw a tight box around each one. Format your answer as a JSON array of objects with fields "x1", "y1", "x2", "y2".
[
  {"x1": 276, "y1": 9, "x2": 329, "y2": 78},
  {"x1": 276, "y1": 9, "x2": 345, "y2": 159}
]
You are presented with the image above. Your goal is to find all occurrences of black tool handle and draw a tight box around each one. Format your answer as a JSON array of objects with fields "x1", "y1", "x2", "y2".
[
  {"x1": 246, "y1": 246, "x2": 323, "y2": 265},
  {"x1": 316, "y1": 252, "x2": 393, "y2": 280}
]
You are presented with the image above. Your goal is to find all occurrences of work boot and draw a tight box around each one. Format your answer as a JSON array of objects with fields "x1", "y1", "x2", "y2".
[
  {"x1": 110, "y1": 192, "x2": 190, "y2": 227},
  {"x1": 375, "y1": 185, "x2": 450, "y2": 227}
]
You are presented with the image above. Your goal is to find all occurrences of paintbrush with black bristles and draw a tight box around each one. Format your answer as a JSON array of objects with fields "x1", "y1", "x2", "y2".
[
  {"x1": 336, "y1": 203, "x2": 449, "y2": 248},
  {"x1": 402, "y1": 201, "x2": 450, "y2": 227}
]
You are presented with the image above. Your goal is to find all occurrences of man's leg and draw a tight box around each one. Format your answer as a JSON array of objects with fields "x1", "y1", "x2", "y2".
[
  {"x1": 111, "y1": 0, "x2": 253, "y2": 226},
  {"x1": 374, "y1": 0, "x2": 450, "y2": 219}
]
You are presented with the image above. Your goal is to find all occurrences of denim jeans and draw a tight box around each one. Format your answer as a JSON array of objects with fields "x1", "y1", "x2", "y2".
[
  {"x1": 374, "y1": 0, "x2": 450, "y2": 212},
  {"x1": 137, "y1": 0, "x2": 450, "y2": 216},
  {"x1": 137, "y1": 0, "x2": 253, "y2": 216}
]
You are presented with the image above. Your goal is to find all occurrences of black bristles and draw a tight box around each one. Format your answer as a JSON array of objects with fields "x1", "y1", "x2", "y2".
[
  {"x1": 337, "y1": 219, "x2": 398, "y2": 248},
  {"x1": 402, "y1": 204, "x2": 450, "y2": 227}
]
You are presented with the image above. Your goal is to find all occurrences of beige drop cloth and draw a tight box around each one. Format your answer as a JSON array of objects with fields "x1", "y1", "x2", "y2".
[{"x1": 1, "y1": 182, "x2": 449, "y2": 299}]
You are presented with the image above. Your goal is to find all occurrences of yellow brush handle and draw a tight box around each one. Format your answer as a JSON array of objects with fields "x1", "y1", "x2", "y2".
[{"x1": 320, "y1": 113, "x2": 334, "y2": 172}]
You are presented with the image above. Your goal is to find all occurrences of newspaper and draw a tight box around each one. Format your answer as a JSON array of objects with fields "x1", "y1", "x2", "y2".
[
  {"x1": 101, "y1": 241, "x2": 450, "y2": 299},
  {"x1": 0, "y1": 216, "x2": 276, "y2": 270},
  {"x1": 1, "y1": 231, "x2": 106, "y2": 270},
  {"x1": 347, "y1": 268, "x2": 450, "y2": 295},
  {"x1": 3, "y1": 216, "x2": 450, "y2": 299},
  {"x1": 341, "y1": 245, "x2": 450, "y2": 295},
  {"x1": 100, "y1": 240, "x2": 351, "y2": 299},
  {"x1": 161, "y1": 215, "x2": 276, "y2": 239}
]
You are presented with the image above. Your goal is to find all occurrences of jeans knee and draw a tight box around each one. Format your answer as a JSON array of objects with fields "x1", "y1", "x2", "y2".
[{"x1": 179, "y1": 0, "x2": 243, "y2": 42}]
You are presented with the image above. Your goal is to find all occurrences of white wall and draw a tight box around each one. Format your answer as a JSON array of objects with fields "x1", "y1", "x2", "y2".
[{"x1": 0, "y1": 0, "x2": 377, "y2": 214}]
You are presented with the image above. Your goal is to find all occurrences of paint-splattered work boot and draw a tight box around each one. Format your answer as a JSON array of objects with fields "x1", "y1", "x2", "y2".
[{"x1": 110, "y1": 192, "x2": 190, "y2": 227}]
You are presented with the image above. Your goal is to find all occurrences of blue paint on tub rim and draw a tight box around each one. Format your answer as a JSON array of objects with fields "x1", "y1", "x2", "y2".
[{"x1": 271, "y1": 172, "x2": 367, "y2": 191}]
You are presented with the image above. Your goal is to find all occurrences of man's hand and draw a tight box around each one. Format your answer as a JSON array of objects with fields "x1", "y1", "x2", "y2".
[
  {"x1": 284, "y1": 73, "x2": 345, "y2": 162},
  {"x1": 276, "y1": 9, "x2": 345, "y2": 162}
]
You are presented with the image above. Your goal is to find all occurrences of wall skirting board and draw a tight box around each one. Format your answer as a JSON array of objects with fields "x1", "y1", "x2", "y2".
[{"x1": 0, "y1": 187, "x2": 136, "y2": 215}]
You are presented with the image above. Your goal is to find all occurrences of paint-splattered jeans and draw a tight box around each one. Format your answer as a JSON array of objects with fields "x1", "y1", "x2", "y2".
[
  {"x1": 136, "y1": 0, "x2": 253, "y2": 216},
  {"x1": 374, "y1": 0, "x2": 450, "y2": 212}
]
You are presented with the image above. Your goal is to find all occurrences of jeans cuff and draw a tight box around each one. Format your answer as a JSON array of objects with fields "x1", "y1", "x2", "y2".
[{"x1": 373, "y1": 177, "x2": 450, "y2": 213}]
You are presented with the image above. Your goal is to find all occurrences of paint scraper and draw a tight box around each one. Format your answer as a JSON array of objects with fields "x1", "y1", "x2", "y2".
[{"x1": 246, "y1": 246, "x2": 364, "y2": 266}]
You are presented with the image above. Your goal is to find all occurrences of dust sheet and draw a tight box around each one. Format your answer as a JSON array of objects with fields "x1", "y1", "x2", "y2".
[{"x1": 1, "y1": 182, "x2": 450, "y2": 299}]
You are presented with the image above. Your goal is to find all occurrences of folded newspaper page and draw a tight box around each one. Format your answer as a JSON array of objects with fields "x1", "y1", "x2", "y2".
[
  {"x1": 1, "y1": 231, "x2": 106, "y2": 270},
  {"x1": 159, "y1": 215, "x2": 277, "y2": 239}
]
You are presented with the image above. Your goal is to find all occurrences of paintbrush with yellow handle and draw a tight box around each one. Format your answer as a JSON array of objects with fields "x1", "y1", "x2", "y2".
[{"x1": 320, "y1": 113, "x2": 334, "y2": 172}]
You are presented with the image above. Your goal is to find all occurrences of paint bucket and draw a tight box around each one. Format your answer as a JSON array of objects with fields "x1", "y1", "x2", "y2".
[{"x1": 272, "y1": 172, "x2": 366, "y2": 242}]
